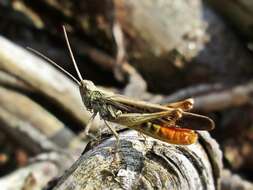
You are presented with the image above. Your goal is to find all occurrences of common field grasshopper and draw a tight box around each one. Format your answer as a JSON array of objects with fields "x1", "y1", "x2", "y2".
[{"x1": 28, "y1": 26, "x2": 214, "y2": 149}]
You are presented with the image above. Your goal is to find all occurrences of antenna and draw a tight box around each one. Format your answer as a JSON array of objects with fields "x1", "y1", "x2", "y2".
[
  {"x1": 62, "y1": 26, "x2": 83, "y2": 81},
  {"x1": 27, "y1": 47, "x2": 81, "y2": 85}
]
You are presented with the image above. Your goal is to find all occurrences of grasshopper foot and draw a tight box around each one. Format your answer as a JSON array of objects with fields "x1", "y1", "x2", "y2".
[
  {"x1": 109, "y1": 139, "x2": 123, "y2": 168},
  {"x1": 84, "y1": 132, "x2": 98, "y2": 141},
  {"x1": 79, "y1": 130, "x2": 98, "y2": 142},
  {"x1": 137, "y1": 131, "x2": 147, "y2": 141},
  {"x1": 170, "y1": 108, "x2": 183, "y2": 120}
]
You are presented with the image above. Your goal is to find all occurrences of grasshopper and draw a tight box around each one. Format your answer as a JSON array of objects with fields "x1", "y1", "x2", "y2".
[{"x1": 28, "y1": 26, "x2": 214, "y2": 148}]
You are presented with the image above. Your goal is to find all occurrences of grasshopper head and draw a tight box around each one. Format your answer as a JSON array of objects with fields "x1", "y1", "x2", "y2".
[
  {"x1": 79, "y1": 80, "x2": 103, "y2": 112},
  {"x1": 80, "y1": 80, "x2": 97, "y2": 92}
]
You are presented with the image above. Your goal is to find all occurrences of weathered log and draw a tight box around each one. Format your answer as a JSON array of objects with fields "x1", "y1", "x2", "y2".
[{"x1": 50, "y1": 130, "x2": 222, "y2": 190}]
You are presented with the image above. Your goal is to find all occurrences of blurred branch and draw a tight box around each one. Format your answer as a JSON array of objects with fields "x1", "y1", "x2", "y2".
[
  {"x1": 0, "y1": 106, "x2": 58, "y2": 154},
  {"x1": 0, "y1": 70, "x2": 32, "y2": 92},
  {"x1": 194, "y1": 82, "x2": 253, "y2": 112},
  {"x1": 0, "y1": 159, "x2": 60, "y2": 190},
  {"x1": 0, "y1": 35, "x2": 92, "y2": 129},
  {"x1": 160, "y1": 83, "x2": 224, "y2": 103},
  {"x1": 206, "y1": 0, "x2": 253, "y2": 41},
  {"x1": 160, "y1": 81, "x2": 253, "y2": 112},
  {"x1": 221, "y1": 169, "x2": 253, "y2": 190}
]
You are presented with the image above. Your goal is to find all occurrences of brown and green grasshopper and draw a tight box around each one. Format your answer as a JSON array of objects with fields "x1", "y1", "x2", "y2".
[{"x1": 28, "y1": 26, "x2": 214, "y2": 147}]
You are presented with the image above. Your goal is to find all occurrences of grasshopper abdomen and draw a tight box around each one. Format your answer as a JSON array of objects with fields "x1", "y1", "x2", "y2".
[{"x1": 133, "y1": 122, "x2": 198, "y2": 145}]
